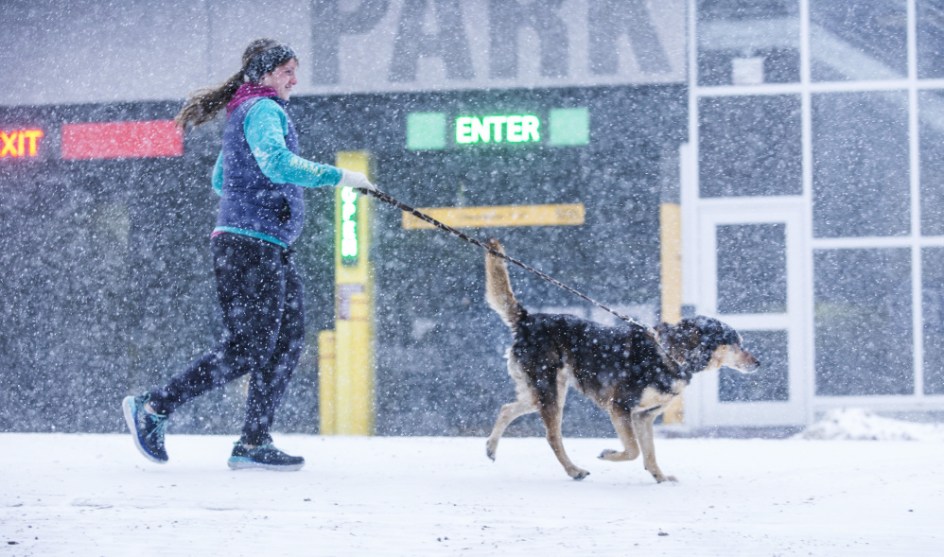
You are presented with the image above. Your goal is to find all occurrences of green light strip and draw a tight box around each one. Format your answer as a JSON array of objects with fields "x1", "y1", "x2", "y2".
[{"x1": 339, "y1": 186, "x2": 359, "y2": 266}]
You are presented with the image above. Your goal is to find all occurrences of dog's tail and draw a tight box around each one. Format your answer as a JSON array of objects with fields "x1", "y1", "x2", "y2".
[{"x1": 485, "y1": 239, "x2": 525, "y2": 329}]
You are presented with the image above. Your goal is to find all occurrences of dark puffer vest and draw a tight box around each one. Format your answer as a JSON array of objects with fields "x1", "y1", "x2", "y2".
[{"x1": 216, "y1": 95, "x2": 304, "y2": 246}]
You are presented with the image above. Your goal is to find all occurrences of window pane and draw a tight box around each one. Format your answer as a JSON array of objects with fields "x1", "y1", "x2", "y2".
[
  {"x1": 697, "y1": 0, "x2": 800, "y2": 86},
  {"x1": 812, "y1": 92, "x2": 910, "y2": 238},
  {"x1": 700, "y1": 95, "x2": 802, "y2": 197},
  {"x1": 814, "y1": 248, "x2": 913, "y2": 396},
  {"x1": 917, "y1": 1, "x2": 944, "y2": 79},
  {"x1": 717, "y1": 224, "x2": 787, "y2": 314},
  {"x1": 810, "y1": 0, "x2": 907, "y2": 82},
  {"x1": 719, "y1": 330, "x2": 789, "y2": 402},
  {"x1": 919, "y1": 90, "x2": 944, "y2": 235},
  {"x1": 923, "y1": 248, "x2": 944, "y2": 394}
]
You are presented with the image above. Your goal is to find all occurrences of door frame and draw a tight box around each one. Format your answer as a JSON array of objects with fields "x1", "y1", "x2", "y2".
[{"x1": 688, "y1": 198, "x2": 810, "y2": 427}]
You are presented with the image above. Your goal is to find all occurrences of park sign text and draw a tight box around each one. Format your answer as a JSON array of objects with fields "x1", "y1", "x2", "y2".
[{"x1": 309, "y1": 0, "x2": 685, "y2": 95}]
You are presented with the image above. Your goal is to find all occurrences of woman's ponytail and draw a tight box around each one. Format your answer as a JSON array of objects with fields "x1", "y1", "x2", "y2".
[
  {"x1": 175, "y1": 38, "x2": 291, "y2": 130},
  {"x1": 174, "y1": 69, "x2": 245, "y2": 130}
]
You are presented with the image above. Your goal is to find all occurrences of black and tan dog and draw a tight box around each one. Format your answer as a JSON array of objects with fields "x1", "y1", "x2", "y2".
[{"x1": 483, "y1": 240, "x2": 759, "y2": 483}]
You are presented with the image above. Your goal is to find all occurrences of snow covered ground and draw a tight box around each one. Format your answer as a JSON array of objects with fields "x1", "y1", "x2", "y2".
[{"x1": 2, "y1": 409, "x2": 943, "y2": 556}]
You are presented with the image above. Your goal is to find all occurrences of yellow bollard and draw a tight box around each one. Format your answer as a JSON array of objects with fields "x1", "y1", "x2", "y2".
[
  {"x1": 318, "y1": 330, "x2": 337, "y2": 435},
  {"x1": 335, "y1": 292, "x2": 373, "y2": 435}
]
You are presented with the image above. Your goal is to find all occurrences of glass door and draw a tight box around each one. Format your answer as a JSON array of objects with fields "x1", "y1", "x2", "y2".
[{"x1": 694, "y1": 200, "x2": 808, "y2": 426}]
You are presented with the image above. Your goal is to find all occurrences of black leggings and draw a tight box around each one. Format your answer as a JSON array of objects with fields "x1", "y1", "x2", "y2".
[{"x1": 148, "y1": 233, "x2": 305, "y2": 446}]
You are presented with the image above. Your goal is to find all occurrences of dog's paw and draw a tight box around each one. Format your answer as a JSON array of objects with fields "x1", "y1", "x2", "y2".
[
  {"x1": 654, "y1": 474, "x2": 678, "y2": 483},
  {"x1": 570, "y1": 469, "x2": 590, "y2": 481},
  {"x1": 485, "y1": 441, "x2": 497, "y2": 461},
  {"x1": 598, "y1": 449, "x2": 629, "y2": 461}
]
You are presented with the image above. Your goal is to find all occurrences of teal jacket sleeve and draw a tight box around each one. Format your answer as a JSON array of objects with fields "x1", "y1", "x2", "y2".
[
  {"x1": 211, "y1": 151, "x2": 223, "y2": 196},
  {"x1": 244, "y1": 99, "x2": 343, "y2": 188}
]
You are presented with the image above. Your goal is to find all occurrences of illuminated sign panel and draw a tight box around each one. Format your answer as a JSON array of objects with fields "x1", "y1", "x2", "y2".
[
  {"x1": 339, "y1": 187, "x2": 360, "y2": 266},
  {"x1": 407, "y1": 112, "x2": 447, "y2": 150},
  {"x1": 61, "y1": 120, "x2": 183, "y2": 160},
  {"x1": 406, "y1": 107, "x2": 588, "y2": 150},
  {"x1": 455, "y1": 114, "x2": 540, "y2": 145},
  {"x1": 548, "y1": 108, "x2": 590, "y2": 146},
  {"x1": 0, "y1": 129, "x2": 44, "y2": 159}
]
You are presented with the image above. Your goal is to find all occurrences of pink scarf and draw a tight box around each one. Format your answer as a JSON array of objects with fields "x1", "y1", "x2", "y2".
[{"x1": 226, "y1": 83, "x2": 279, "y2": 115}]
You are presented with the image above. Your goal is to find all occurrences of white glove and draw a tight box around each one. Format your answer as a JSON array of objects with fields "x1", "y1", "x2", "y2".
[{"x1": 338, "y1": 169, "x2": 375, "y2": 191}]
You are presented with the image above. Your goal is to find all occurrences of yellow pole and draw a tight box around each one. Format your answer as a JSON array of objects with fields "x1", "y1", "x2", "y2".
[
  {"x1": 660, "y1": 203, "x2": 682, "y2": 324},
  {"x1": 317, "y1": 330, "x2": 336, "y2": 434},
  {"x1": 336, "y1": 292, "x2": 372, "y2": 433},
  {"x1": 330, "y1": 151, "x2": 374, "y2": 435},
  {"x1": 660, "y1": 202, "x2": 684, "y2": 424}
]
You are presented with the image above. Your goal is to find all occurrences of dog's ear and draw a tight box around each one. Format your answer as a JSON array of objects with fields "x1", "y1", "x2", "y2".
[
  {"x1": 661, "y1": 319, "x2": 704, "y2": 359},
  {"x1": 654, "y1": 322, "x2": 687, "y2": 363}
]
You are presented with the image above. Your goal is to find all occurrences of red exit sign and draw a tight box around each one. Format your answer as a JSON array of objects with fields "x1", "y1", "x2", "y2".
[{"x1": 1, "y1": 129, "x2": 44, "y2": 159}]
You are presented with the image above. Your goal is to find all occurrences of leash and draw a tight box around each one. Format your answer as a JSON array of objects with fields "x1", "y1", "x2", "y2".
[{"x1": 356, "y1": 187, "x2": 643, "y2": 328}]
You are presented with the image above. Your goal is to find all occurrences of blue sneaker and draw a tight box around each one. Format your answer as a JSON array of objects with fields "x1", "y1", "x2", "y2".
[
  {"x1": 122, "y1": 395, "x2": 169, "y2": 463},
  {"x1": 227, "y1": 441, "x2": 304, "y2": 471}
]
